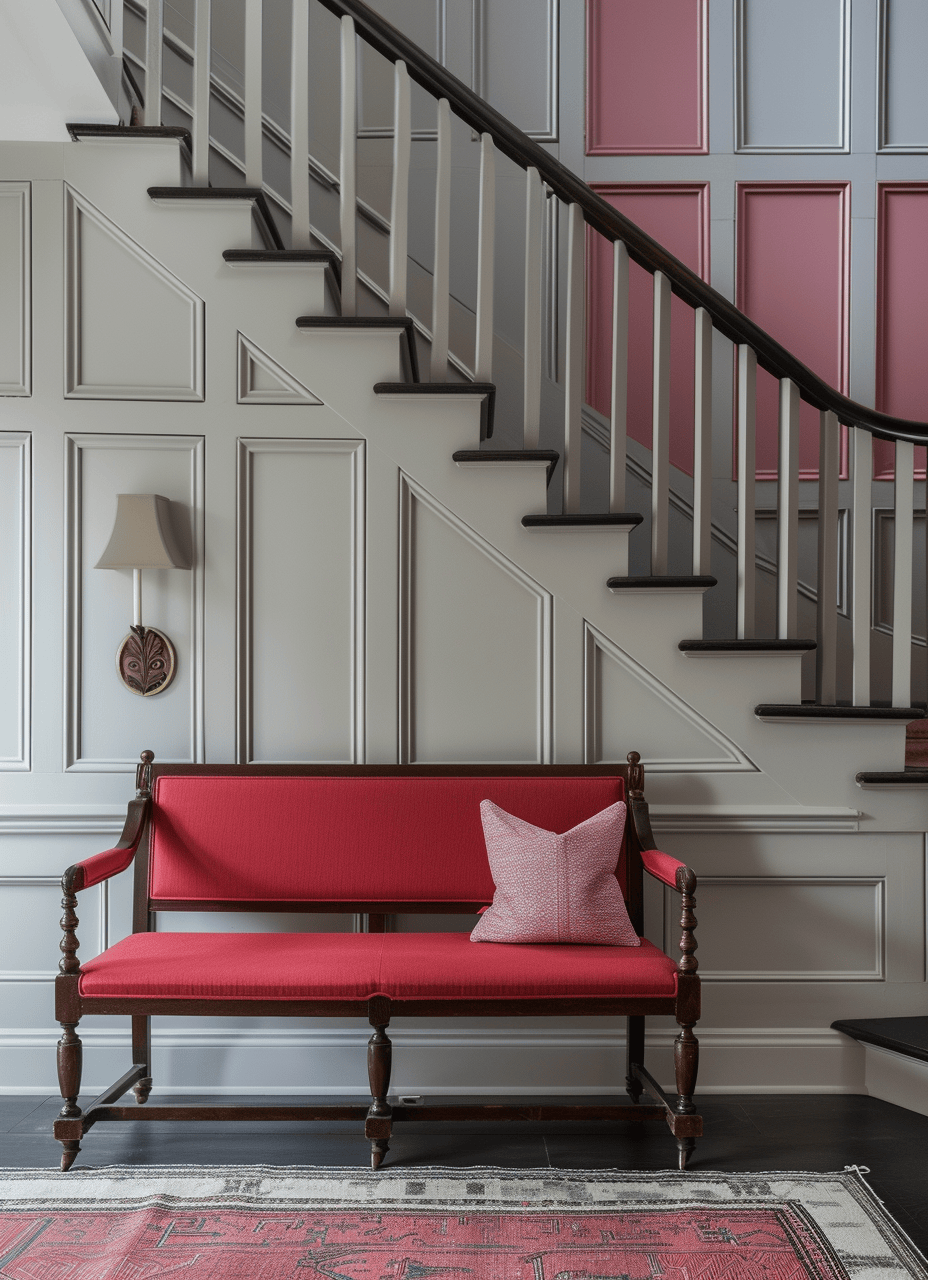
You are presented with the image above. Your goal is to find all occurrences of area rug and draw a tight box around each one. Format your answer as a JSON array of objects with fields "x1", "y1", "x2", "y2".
[{"x1": 1, "y1": 1165, "x2": 925, "y2": 1278}]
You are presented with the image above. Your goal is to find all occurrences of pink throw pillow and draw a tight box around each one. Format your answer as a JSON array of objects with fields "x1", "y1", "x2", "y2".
[{"x1": 470, "y1": 799, "x2": 640, "y2": 946}]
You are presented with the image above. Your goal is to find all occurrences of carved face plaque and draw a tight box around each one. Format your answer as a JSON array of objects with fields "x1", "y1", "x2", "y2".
[{"x1": 116, "y1": 625, "x2": 177, "y2": 696}]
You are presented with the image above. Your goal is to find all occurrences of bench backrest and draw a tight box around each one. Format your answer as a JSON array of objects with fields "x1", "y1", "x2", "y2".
[{"x1": 147, "y1": 772, "x2": 629, "y2": 906}]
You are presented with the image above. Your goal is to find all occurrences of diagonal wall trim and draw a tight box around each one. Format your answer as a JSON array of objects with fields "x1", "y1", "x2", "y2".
[{"x1": 237, "y1": 333, "x2": 324, "y2": 404}]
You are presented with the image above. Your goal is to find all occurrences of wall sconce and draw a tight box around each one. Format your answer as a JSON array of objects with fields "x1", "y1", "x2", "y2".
[{"x1": 95, "y1": 494, "x2": 190, "y2": 697}]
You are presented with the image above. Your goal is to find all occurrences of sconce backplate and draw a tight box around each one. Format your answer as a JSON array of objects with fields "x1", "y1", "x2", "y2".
[{"x1": 116, "y1": 625, "x2": 177, "y2": 696}]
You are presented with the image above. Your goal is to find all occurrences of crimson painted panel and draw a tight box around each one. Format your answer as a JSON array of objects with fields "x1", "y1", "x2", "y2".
[
  {"x1": 874, "y1": 184, "x2": 928, "y2": 480},
  {"x1": 736, "y1": 183, "x2": 849, "y2": 480},
  {"x1": 586, "y1": 0, "x2": 706, "y2": 155},
  {"x1": 586, "y1": 184, "x2": 709, "y2": 477}
]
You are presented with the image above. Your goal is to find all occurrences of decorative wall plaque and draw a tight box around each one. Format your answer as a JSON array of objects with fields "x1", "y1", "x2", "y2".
[{"x1": 116, "y1": 625, "x2": 177, "y2": 696}]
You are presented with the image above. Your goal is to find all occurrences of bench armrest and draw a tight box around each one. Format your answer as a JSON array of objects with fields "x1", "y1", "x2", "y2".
[
  {"x1": 63, "y1": 797, "x2": 150, "y2": 893},
  {"x1": 641, "y1": 847, "x2": 696, "y2": 895},
  {"x1": 626, "y1": 777, "x2": 698, "y2": 976}
]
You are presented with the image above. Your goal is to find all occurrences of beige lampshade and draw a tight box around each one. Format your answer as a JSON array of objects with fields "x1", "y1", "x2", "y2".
[{"x1": 95, "y1": 494, "x2": 190, "y2": 570}]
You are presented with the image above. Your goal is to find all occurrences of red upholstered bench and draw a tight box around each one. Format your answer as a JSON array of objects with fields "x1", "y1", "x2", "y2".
[{"x1": 54, "y1": 754, "x2": 701, "y2": 1171}]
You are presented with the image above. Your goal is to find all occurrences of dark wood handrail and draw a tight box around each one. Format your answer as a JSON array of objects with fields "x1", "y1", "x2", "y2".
[{"x1": 316, "y1": 0, "x2": 928, "y2": 445}]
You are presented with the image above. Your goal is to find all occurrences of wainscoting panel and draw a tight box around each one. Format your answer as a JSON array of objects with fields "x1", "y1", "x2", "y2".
[
  {"x1": 237, "y1": 333, "x2": 324, "y2": 405},
  {"x1": 0, "y1": 876, "x2": 105, "y2": 984},
  {"x1": 0, "y1": 434, "x2": 29, "y2": 771},
  {"x1": 0, "y1": 182, "x2": 30, "y2": 395},
  {"x1": 587, "y1": 185, "x2": 709, "y2": 477},
  {"x1": 399, "y1": 475, "x2": 552, "y2": 763},
  {"x1": 64, "y1": 186, "x2": 204, "y2": 400},
  {"x1": 735, "y1": 0, "x2": 849, "y2": 152},
  {"x1": 878, "y1": 0, "x2": 928, "y2": 151},
  {"x1": 874, "y1": 185, "x2": 928, "y2": 480},
  {"x1": 736, "y1": 183, "x2": 849, "y2": 480},
  {"x1": 586, "y1": 0, "x2": 706, "y2": 155},
  {"x1": 64, "y1": 434, "x2": 205, "y2": 770},
  {"x1": 237, "y1": 438, "x2": 365, "y2": 764}
]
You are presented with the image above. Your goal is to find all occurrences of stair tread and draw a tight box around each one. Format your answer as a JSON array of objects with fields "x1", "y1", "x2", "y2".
[
  {"x1": 147, "y1": 186, "x2": 284, "y2": 249},
  {"x1": 855, "y1": 768, "x2": 928, "y2": 785},
  {"x1": 453, "y1": 449, "x2": 559, "y2": 486},
  {"x1": 756, "y1": 703, "x2": 923, "y2": 720},
  {"x1": 680, "y1": 639, "x2": 816, "y2": 652},
  {"x1": 607, "y1": 574, "x2": 717, "y2": 587},
  {"x1": 68, "y1": 124, "x2": 191, "y2": 149},
  {"x1": 295, "y1": 316, "x2": 419, "y2": 383},
  {"x1": 832, "y1": 1017, "x2": 928, "y2": 1064},
  {"x1": 524, "y1": 513, "x2": 644, "y2": 527}
]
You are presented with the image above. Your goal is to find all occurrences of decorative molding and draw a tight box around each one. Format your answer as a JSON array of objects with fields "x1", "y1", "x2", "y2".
[
  {"x1": 236, "y1": 333, "x2": 323, "y2": 405},
  {"x1": 473, "y1": 0, "x2": 559, "y2": 144},
  {"x1": 236, "y1": 438, "x2": 366, "y2": 765},
  {"x1": 648, "y1": 805, "x2": 860, "y2": 834},
  {"x1": 398, "y1": 473, "x2": 553, "y2": 764},
  {"x1": 63, "y1": 186, "x2": 205, "y2": 401},
  {"x1": 756, "y1": 507, "x2": 849, "y2": 617},
  {"x1": 0, "y1": 876, "x2": 108, "y2": 981},
  {"x1": 872, "y1": 508, "x2": 927, "y2": 645},
  {"x1": 583, "y1": 621, "x2": 758, "y2": 774},
  {"x1": 64, "y1": 433, "x2": 206, "y2": 772},
  {"x1": 735, "y1": 0, "x2": 850, "y2": 153},
  {"x1": 0, "y1": 433, "x2": 30, "y2": 771},
  {"x1": 877, "y1": 0, "x2": 928, "y2": 152},
  {"x1": 0, "y1": 806, "x2": 124, "y2": 834},
  {"x1": 0, "y1": 183, "x2": 31, "y2": 395},
  {"x1": 670, "y1": 876, "x2": 885, "y2": 981}
]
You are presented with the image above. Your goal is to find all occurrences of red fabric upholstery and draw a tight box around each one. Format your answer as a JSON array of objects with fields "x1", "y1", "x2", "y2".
[
  {"x1": 149, "y1": 775, "x2": 626, "y2": 903},
  {"x1": 76, "y1": 846, "x2": 137, "y2": 890},
  {"x1": 78, "y1": 931, "x2": 677, "y2": 1000},
  {"x1": 641, "y1": 848, "x2": 689, "y2": 889}
]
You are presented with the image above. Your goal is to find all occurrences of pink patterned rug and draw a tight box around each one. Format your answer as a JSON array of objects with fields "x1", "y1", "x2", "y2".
[{"x1": 1, "y1": 1166, "x2": 925, "y2": 1278}]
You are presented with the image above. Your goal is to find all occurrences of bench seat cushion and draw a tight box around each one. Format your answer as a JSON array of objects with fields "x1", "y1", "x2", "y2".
[{"x1": 78, "y1": 931, "x2": 678, "y2": 1001}]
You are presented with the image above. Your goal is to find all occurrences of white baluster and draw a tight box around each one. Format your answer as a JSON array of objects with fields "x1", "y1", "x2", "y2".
[
  {"x1": 816, "y1": 409, "x2": 840, "y2": 704},
  {"x1": 145, "y1": 0, "x2": 163, "y2": 127},
  {"x1": 692, "y1": 307, "x2": 712, "y2": 572},
  {"x1": 192, "y1": 0, "x2": 212, "y2": 186},
  {"x1": 290, "y1": 0, "x2": 311, "y2": 250},
  {"x1": 563, "y1": 202, "x2": 585, "y2": 514},
  {"x1": 474, "y1": 134, "x2": 495, "y2": 383},
  {"x1": 389, "y1": 61, "x2": 411, "y2": 318},
  {"x1": 523, "y1": 167, "x2": 544, "y2": 449},
  {"x1": 340, "y1": 16, "x2": 358, "y2": 316},
  {"x1": 851, "y1": 426, "x2": 872, "y2": 705},
  {"x1": 430, "y1": 97, "x2": 451, "y2": 381},
  {"x1": 651, "y1": 271, "x2": 671, "y2": 573},
  {"x1": 737, "y1": 345, "x2": 757, "y2": 639},
  {"x1": 610, "y1": 240, "x2": 629, "y2": 514},
  {"x1": 893, "y1": 439, "x2": 915, "y2": 707},
  {"x1": 777, "y1": 378, "x2": 800, "y2": 638},
  {"x1": 244, "y1": 0, "x2": 263, "y2": 188},
  {"x1": 110, "y1": 1, "x2": 124, "y2": 78}
]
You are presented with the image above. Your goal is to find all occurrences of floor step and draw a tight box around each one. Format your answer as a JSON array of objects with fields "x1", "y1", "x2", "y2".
[
  {"x1": 223, "y1": 249, "x2": 341, "y2": 289},
  {"x1": 607, "y1": 575, "x2": 717, "y2": 593},
  {"x1": 147, "y1": 187, "x2": 284, "y2": 250},
  {"x1": 295, "y1": 317, "x2": 419, "y2": 383},
  {"x1": 375, "y1": 382, "x2": 496, "y2": 440},
  {"x1": 755, "y1": 704, "x2": 923, "y2": 723},
  {"x1": 855, "y1": 768, "x2": 928, "y2": 787},
  {"x1": 68, "y1": 123, "x2": 192, "y2": 150},
  {"x1": 453, "y1": 450, "x2": 559, "y2": 486},
  {"x1": 832, "y1": 1018, "x2": 928, "y2": 1064},
  {"x1": 523, "y1": 514, "x2": 643, "y2": 529},
  {"x1": 833, "y1": 1017, "x2": 928, "y2": 1120},
  {"x1": 679, "y1": 639, "x2": 816, "y2": 654}
]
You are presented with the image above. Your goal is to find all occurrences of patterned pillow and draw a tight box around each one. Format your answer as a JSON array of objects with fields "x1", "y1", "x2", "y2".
[{"x1": 470, "y1": 799, "x2": 640, "y2": 946}]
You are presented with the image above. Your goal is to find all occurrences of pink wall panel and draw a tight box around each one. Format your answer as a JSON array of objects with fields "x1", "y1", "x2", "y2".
[
  {"x1": 874, "y1": 184, "x2": 928, "y2": 481},
  {"x1": 586, "y1": 0, "x2": 706, "y2": 155},
  {"x1": 586, "y1": 184, "x2": 709, "y2": 478},
  {"x1": 736, "y1": 183, "x2": 850, "y2": 481}
]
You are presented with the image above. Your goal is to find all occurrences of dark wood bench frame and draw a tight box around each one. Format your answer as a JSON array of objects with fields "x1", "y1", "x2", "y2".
[{"x1": 54, "y1": 752, "x2": 701, "y2": 1170}]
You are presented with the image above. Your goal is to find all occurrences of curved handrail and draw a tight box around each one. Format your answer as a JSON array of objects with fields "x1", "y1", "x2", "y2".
[{"x1": 316, "y1": 0, "x2": 928, "y2": 445}]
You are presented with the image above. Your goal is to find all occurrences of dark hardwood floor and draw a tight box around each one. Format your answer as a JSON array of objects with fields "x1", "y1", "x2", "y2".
[{"x1": 2, "y1": 1093, "x2": 926, "y2": 1256}]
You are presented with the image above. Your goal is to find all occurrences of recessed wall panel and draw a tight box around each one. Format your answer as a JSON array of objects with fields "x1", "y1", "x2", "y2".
[
  {"x1": 736, "y1": 0, "x2": 849, "y2": 152},
  {"x1": 874, "y1": 185, "x2": 928, "y2": 480},
  {"x1": 239, "y1": 439, "x2": 364, "y2": 764},
  {"x1": 66, "y1": 435, "x2": 205, "y2": 770},
  {"x1": 879, "y1": 0, "x2": 928, "y2": 151},
  {"x1": 736, "y1": 183, "x2": 849, "y2": 480},
  {"x1": 586, "y1": 0, "x2": 706, "y2": 155},
  {"x1": 0, "y1": 183, "x2": 30, "y2": 395},
  {"x1": 0, "y1": 435, "x2": 29, "y2": 770},
  {"x1": 400, "y1": 476, "x2": 551, "y2": 762},
  {"x1": 587, "y1": 185, "x2": 709, "y2": 476}
]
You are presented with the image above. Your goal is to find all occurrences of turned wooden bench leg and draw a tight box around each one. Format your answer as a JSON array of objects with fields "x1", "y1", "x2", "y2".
[
  {"x1": 366, "y1": 1020, "x2": 393, "y2": 1170},
  {"x1": 132, "y1": 1015, "x2": 153, "y2": 1104},
  {"x1": 625, "y1": 1015, "x2": 645, "y2": 1104},
  {"x1": 55, "y1": 1021, "x2": 83, "y2": 1171},
  {"x1": 674, "y1": 1021, "x2": 699, "y2": 1169}
]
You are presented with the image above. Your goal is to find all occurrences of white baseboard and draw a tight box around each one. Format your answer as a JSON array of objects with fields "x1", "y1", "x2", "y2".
[{"x1": 863, "y1": 1043, "x2": 928, "y2": 1116}]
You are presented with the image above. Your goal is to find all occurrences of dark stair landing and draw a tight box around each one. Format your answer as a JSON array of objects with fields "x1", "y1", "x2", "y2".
[{"x1": 832, "y1": 1018, "x2": 928, "y2": 1065}]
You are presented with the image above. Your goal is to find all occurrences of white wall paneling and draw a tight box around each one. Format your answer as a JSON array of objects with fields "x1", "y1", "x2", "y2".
[
  {"x1": 236, "y1": 332, "x2": 324, "y2": 404},
  {"x1": 398, "y1": 473, "x2": 552, "y2": 763},
  {"x1": 0, "y1": 183, "x2": 31, "y2": 395},
  {"x1": 64, "y1": 186, "x2": 205, "y2": 399},
  {"x1": 64, "y1": 433, "x2": 205, "y2": 770},
  {"x1": 583, "y1": 623, "x2": 756, "y2": 773},
  {"x1": 237, "y1": 438, "x2": 365, "y2": 764},
  {"x1": 0, "y1": 876, "x2": 107, "y2": 982},
  {"x1": 0, "y1": 434, "x2": 30, "y2": 771},
  {"x1": 872, "y1": 508, "x2": 927, "y2": 646},
  {"x1": 735, "y1": 0, "x2": 850, "y2": 152},
  {"x1": 878, "y1": 0, "x2": 928, "y2": 152}
]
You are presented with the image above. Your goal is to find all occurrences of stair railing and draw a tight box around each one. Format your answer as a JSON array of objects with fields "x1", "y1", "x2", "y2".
[{"x1": 136, "y1": 0, "x2": 928, "y2": 713}]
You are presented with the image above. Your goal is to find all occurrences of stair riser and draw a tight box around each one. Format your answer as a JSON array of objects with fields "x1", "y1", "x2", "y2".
[{"x1": 863, "y1": 1043, "x2": 928, "y2": 1118}]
